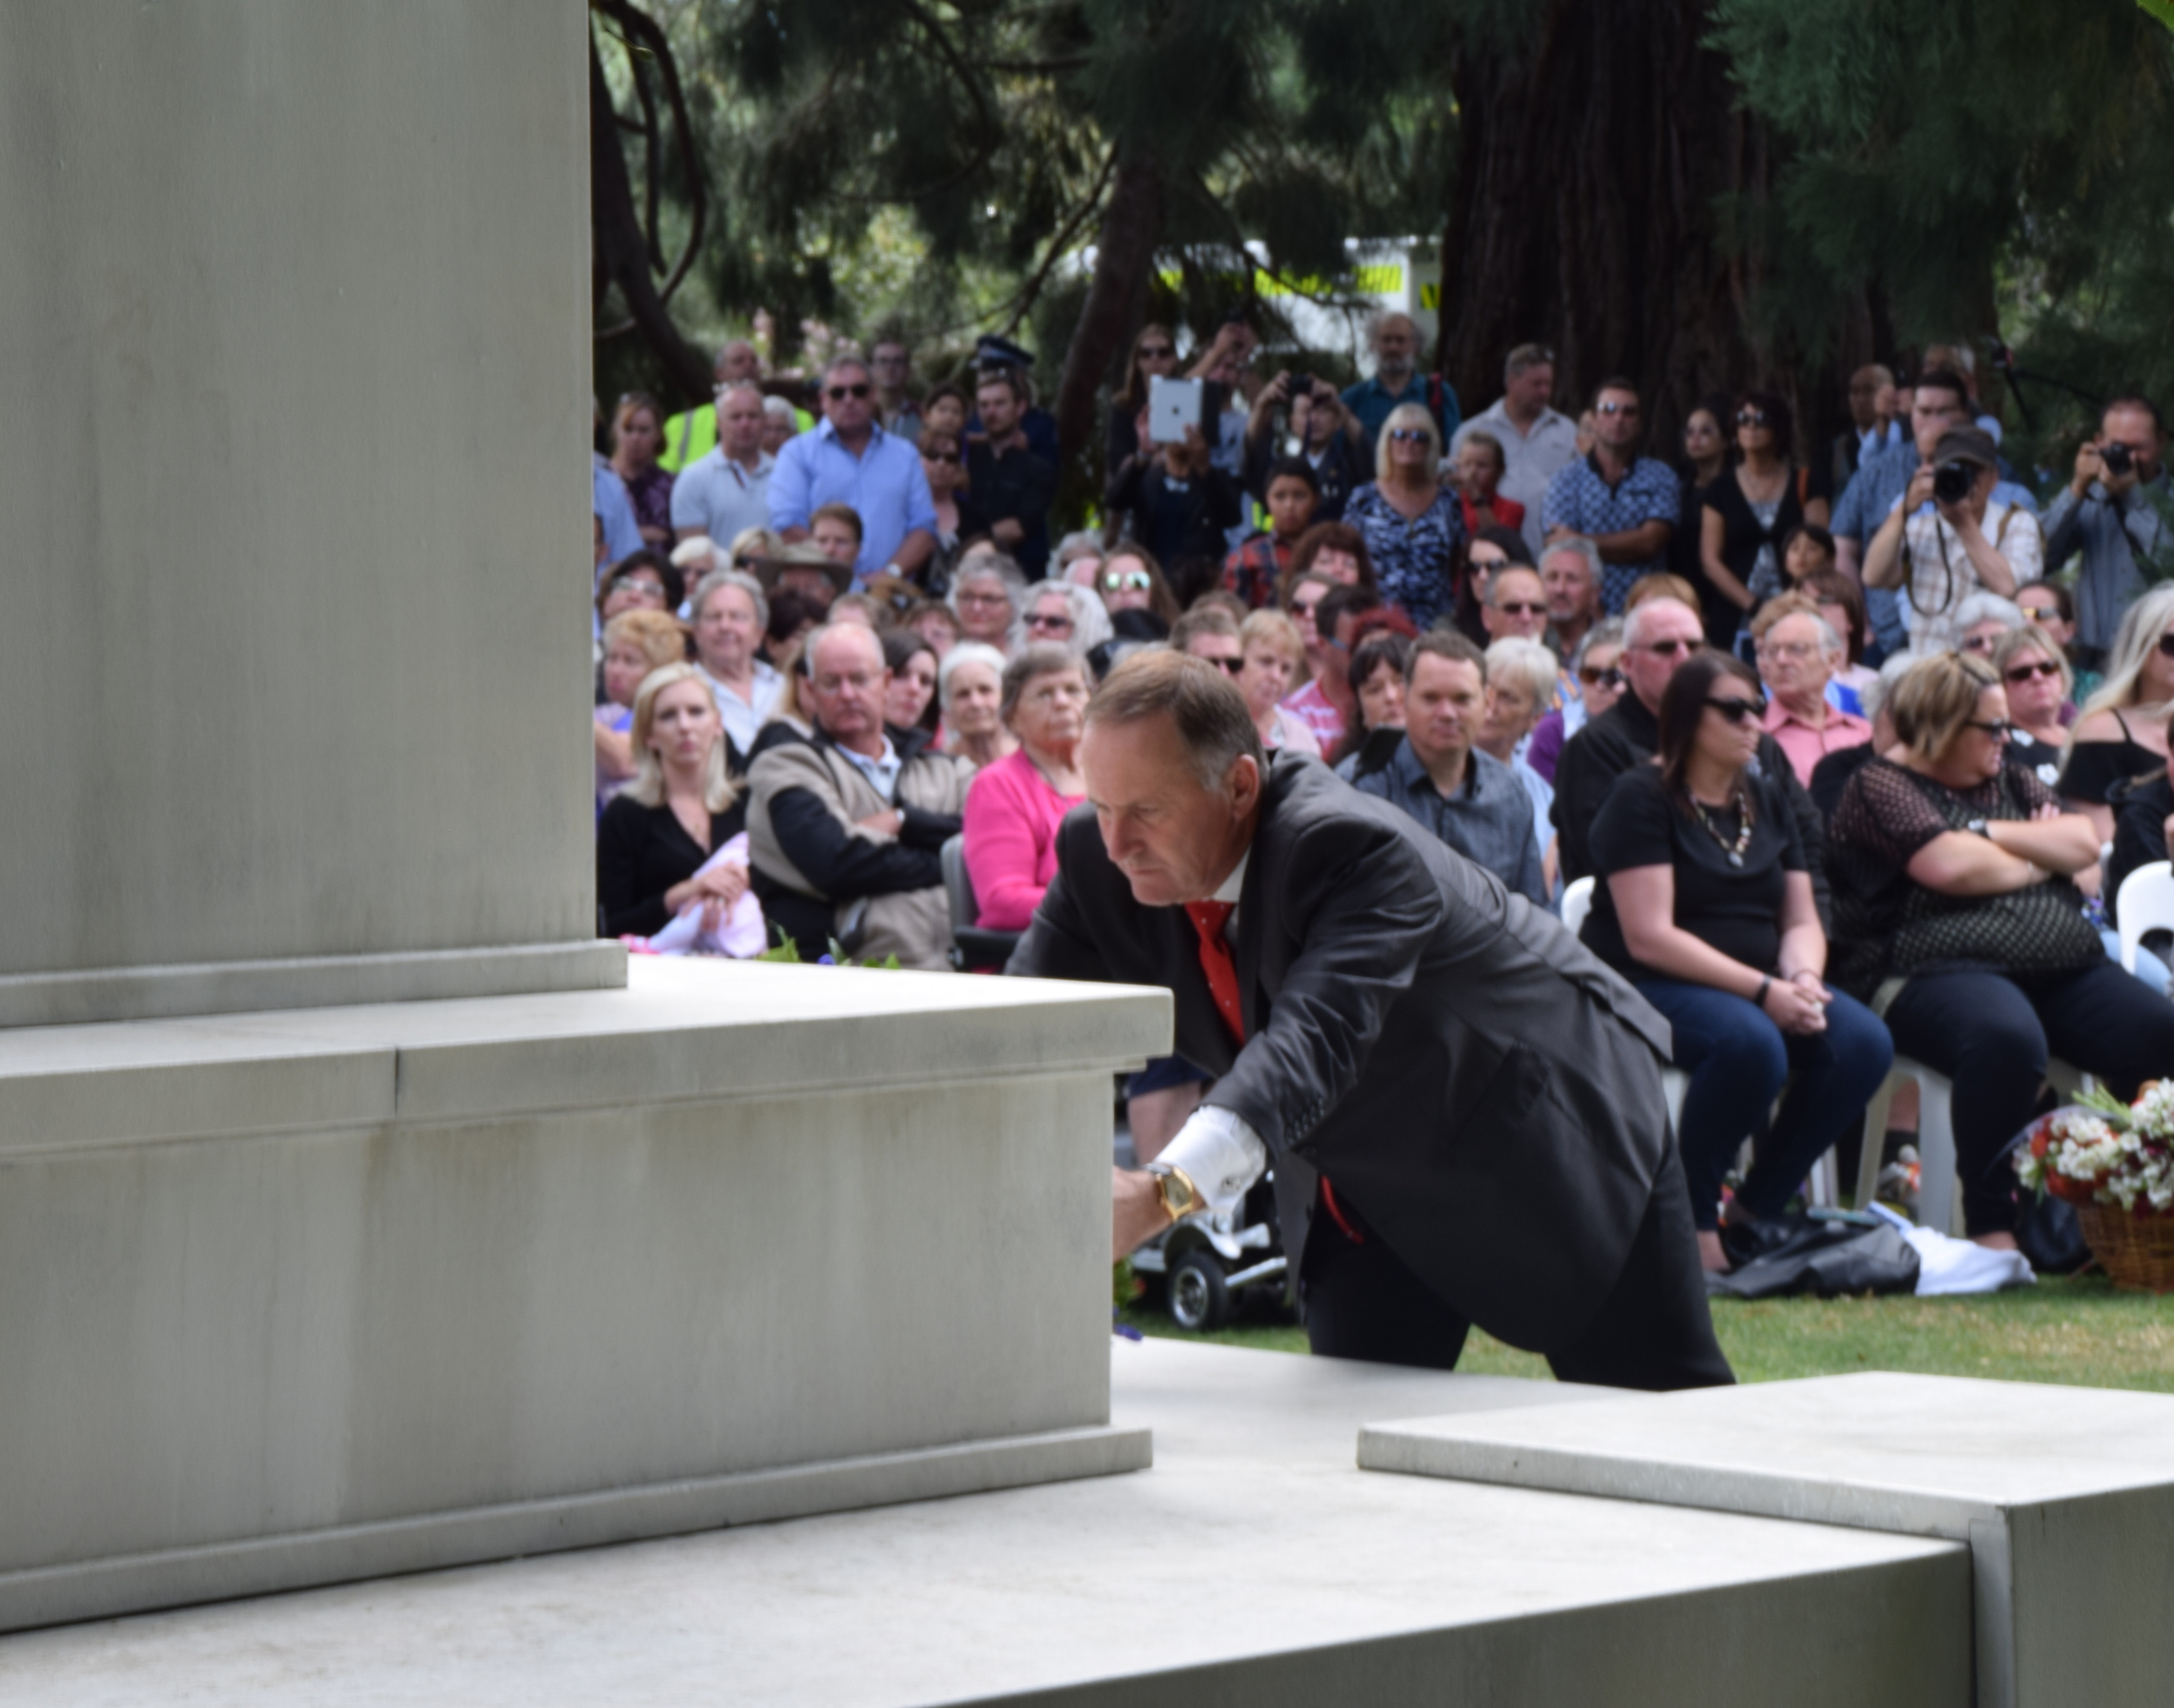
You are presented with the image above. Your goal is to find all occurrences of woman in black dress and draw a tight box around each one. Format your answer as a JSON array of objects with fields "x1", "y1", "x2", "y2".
[
  {"x1": 1700, "y1": 390, "x2": 1829, "y2": 653},
  {"x1": 2058, "y1": 584, "x2": 2174, "y2": 842},
  {"x1": 597, "y1": 662, "x2": 750, "y2": 938},
  {"x1": 1581, "y1": 648, "x2": 1892, "y2": 1270}
]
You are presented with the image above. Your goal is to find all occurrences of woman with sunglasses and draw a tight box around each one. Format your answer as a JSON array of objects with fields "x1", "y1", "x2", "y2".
[
  {"x1": 1344, "y1": 402, "x2": 1466, "y2": 630},
  {"x1": 2057, "y1": 584, "x2": 2174, "y2": 843},
  {"x1": 1582, "y1": 649, "x2": 1891, "y2": 1271},
  {"x1": 1106, "y1": 324, "x2": 1182, "y2": 475},
  {"x1": 917, "y1": 426, "x2": 990, "y2": 597},
  {"x1": 1525, "y1": 620, "x2": 1625, "y2": 784},
  {"x1": 1093, "y1": 545, "x2": 1181, "y2": 628},
  {"x1": 1450, "y1": 524, "x2": 1531, "y2": 644},
  {"x1": 1015, "y1": 581, "x2": 1113, "y2": 657},
  {"x1": 1698, "y1": 390, "x2": 1825, "y2": 651},
  {"x1": 1829, "y1": 651, "x2": 2174, "y2": 1248},
  {"x1": 1991, "y1": 624, "x2": 2072, "y2": 790}
]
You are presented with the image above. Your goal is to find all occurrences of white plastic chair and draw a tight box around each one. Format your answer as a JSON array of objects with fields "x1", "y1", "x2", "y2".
[
  {"x1": 2117, "y1": 860, "x2": 2174, "y2": 977},
  {"x1": 1857, "y1": 1056, "x2": 2089, "y2": 1238}
]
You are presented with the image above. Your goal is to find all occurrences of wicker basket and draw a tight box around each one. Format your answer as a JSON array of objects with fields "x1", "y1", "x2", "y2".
[{"x1": 2076, "y1": 1203, "x2": 2174, "y2": 1293}]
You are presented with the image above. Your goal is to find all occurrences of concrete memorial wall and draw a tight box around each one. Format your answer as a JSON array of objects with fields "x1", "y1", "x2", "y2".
[{"x1": 0, "y1": 0, "x2": 1170, "y2": 1631}]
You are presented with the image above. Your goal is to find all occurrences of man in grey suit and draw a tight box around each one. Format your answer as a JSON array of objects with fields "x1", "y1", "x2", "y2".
[{"x1": 1011, "y1": 650, "x2": 1731, "y2": 1390}]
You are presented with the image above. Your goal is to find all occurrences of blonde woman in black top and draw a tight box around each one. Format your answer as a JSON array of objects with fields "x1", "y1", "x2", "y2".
[{"x1": 1829, "y1": 651, "x2": 2174, "y2": 1244}]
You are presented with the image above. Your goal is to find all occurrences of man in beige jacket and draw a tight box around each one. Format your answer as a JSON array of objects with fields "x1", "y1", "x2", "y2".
[{"x1": 746, "y1": 624, "x2": 970, "y2": 968}]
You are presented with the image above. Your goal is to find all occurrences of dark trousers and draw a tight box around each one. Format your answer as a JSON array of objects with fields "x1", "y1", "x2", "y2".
[
  {"x1": 1634, "y1": 977, "x2": 1894, "y2": 1230},
  {"x1": 1300, "y1": 1146, "x2": 1735, "y2": 1391},
  {"x1": 1882, "y1": 961, "x2": 2174, "y2": 1235}
]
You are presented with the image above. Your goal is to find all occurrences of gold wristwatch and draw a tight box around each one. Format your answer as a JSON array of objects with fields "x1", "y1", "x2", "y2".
[{"x1": 1144, "y1": 1162, "x2": 1204, "y2": 1224}]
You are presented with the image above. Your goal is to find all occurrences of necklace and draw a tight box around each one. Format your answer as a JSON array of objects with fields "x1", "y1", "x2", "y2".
[{"x1": 1687, "y1": 785, "x2": 1755, "y2": 868}]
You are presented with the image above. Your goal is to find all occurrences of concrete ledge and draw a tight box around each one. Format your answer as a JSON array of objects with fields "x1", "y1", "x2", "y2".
[
  {"x1": 0, "y1": 1424, "x2": 1151, "y2": 1636},
  {"x1": 0, "y1": 940, "x2": 629, "y2": 1031},
  {"x1": 1359, "y1": 1372, "x2": 2174, "y2": 1708}
]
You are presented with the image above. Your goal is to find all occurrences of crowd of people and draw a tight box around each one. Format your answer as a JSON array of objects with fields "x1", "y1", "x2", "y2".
[{"x1": 589, "y1": 314, "x2": 2174, "y2": 1266}]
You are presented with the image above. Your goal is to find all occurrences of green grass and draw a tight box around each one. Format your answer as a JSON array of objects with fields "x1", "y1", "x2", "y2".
[{"x1": 1121, "y1": 1273, "x2": 2174, "y2": 1391}]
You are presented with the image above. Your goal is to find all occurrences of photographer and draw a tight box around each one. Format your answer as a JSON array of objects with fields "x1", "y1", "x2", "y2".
[
  {"x1": 1243, "y1": 370, "x2": 1367, "y2": 522},
  {"x1": 2040, "y1": 395, "x2": 2171, "y2": 670},
  {"x1": 1862, "y1": 425, "x2": 2042, "y2": 654}
]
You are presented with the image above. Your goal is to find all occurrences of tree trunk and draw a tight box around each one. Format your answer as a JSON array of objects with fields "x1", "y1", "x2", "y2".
[
  {"x1": 1437, "y1": 0, "x2": 1800, "y2": 448},
  {"x1": 1053, "y1": 147, "x2": 1163, "y2": 475},
  {"x1": 590, "y1": 30, "x2": 712, "y2": 408}
]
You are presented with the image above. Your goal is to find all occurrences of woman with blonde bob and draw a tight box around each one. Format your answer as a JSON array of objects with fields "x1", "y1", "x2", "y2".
[
  {"x1": 1828, "y1": 650, "x2": 2174, "y2": 1245},
  {"x1": 1341, "y1": 400, "x2": 1466, "y2": 630},
  {"x1": 1235, "y1": 609, "x2": 1322, "y2": 756},
  {"x1": 597, "y1": 662, "x2": 750, "y2": 940},
  {"x1": 594, "y1": 609, "x2": 691, "y2": 812}
]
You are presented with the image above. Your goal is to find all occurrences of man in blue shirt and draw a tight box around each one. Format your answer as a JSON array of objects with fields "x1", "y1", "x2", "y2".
[
  {"x1": 1342, "y1": 312, "x2": 1461, "y2": 450},
  {"x1": 592, "y1": 455, "x2": 644, "y2": 569},
  {"x1": 1348, "y1": 630, "x2": 1546, "y2": 905},
  {"x1": 1540, "y1": 378, "x2": 1679, "y2": 614},
  {"x1": 768, "y1": 357, "x2": 938, "y2": 584}
]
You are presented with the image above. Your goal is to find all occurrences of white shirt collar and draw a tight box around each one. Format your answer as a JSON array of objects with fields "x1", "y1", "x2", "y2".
[{"x1": 1211, "y1": 847, "x2": 1250, "y2": 905}]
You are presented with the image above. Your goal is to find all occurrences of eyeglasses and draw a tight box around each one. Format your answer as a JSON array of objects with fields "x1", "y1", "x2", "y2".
[
  {"x1": 1495, "y1": 600, "x2": 1547, "y2": 617},
  {"x1": 1198, "y1": 653, "x2": 1245, "y2": 675},
  {"x1": 2004, "y1": 659, "x2": 2063, "y2": 684},
  {"x1": 1291, "y1": 598, "x2": 1325, "y2": 618},
  {"x1": 1958, "y1": 633, "x2": 2001, "y2": 655},
  {"x1": 1597, "y1": 401, "x2": 1639, "y2": 417},
  {"x1": 1638, "y1": 637, "x2": 1694, "y2": 657},
  {"x1": 1705, "y1": 697, "x2": 1767, "y2": 724},
  {"x1": 1964, "y1": 718, "x2": 2015, "y2": 740},
  {"x1": 1390, "y1": 427, "x2": 1432, "y2": 444},
  {"x1": 1102, "y1": 570, "x2": 1152, "y2": 592},
  {"x1": 1026, "y1": 612, "x2": 1074, "y2": 632},
  {"x1": 826, "y1": 383, "x2": 871, "y2": 400},
  {"x1": 1468, "y1": 553, "x2": 1509, "y2": 570},
  {"x1": 1758, "y1": 640, "x2": 1818, "y2": 662},
  {"x1": 1579, "y1": 666, "x2": 1624, "y2": 689},
  {"x1": 2157, "y1": 632, "x2": 2174, "y2": 660},
  {"x1": 615, "y1": 577, "x2": 666, "y2": 598},
  {"x1": 1737, "y1": 410, "x2": 1769, "y2": 427},
  {"x1": 1137, "y1": 344, "x2": 1175, "y2": 361},
  {"x1": 957, "y1": 590, "x2": 1010, "y2": 609},
  {"x1": 924, "y1": 450, "x2": 962, "y2": 466}
]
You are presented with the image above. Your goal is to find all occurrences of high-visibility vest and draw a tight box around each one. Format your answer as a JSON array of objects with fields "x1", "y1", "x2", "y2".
[{"x1": 659, "y1": 400, "x2": 817, "y2": 472}]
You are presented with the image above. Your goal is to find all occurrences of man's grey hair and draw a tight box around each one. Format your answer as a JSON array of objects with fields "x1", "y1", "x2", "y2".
[
  {"x1": 1572, "y1": 618, "x2": 1624, "y2": 671},
  {"x1": 823, "y1": 354, "x2": 872, "y2": 384},
  {"x1": 761, "y1": 394, "x2": 797, "y2": 421},
  {"x1": 690, "y1": 566, "x2": 769, "y2": 635},
  {"x1": 1086, "y1": 650, "x2": 1267, "y2": 793},
  {"x1": 1540, "y1": 535, "x2": 1603, "y2": 586},
  {"x1": 1953, "y1": 590, "x2": 2025, "y2": 635},
  {"x1": 1622, "y1": 597, "x2": 1700, "y2": 650},
  {"x1": 1765, "y1": 605, "x2": 1849, "y2": 662},
  {"x1": 1484, "y1": 637, "x2": 1561, "y2": 707},
  {"x1": 803, "y1": 619, "x2": 885, "y2": 678},
  {"x1": 716, "y1": 381, "x2": 765, "y2": 410},
  {"x1": 714, "y1": 338, "x2": 757, "y2": 369},
  {"x1": 1368, "y1": 309, "x2": 1418, "y2": 346}
]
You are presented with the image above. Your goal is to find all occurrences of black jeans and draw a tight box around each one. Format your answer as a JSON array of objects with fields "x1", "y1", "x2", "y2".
[
  {"x1": 1882, "y1": 961, "x2": 2174, "y2": 1235},
  {"x1": 1300, "y1": 1146, "x2": 1735, "y2": 1391}
]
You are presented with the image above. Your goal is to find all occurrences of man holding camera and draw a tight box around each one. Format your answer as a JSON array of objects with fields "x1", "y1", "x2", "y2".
[
  {"x1": 2040, "y1": 396, "x2": 2171, "y2": 669},
  {"x1": 1862, "y1": 424, "x2": 2043, "y2": 654},
  {"x1": 1244, "y1": 370, "x2": 1365, "y2": 522}
]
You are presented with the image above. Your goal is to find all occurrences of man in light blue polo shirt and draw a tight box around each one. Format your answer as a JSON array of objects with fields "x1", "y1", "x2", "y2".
[{"x1": 768, "y1": 356, "x2": 937, "y2": 584}]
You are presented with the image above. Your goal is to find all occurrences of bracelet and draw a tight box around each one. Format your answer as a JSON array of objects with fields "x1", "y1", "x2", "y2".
[{"x1": 1754, "y1": 975, "x2": 1772, "y2": 1008}]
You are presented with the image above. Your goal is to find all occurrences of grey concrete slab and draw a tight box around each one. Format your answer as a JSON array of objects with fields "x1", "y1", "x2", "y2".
[
  {"x1": 1360, "y1": 1371, "x2": 2174, "y2": 1707},
  {"x1": 0, "y1": 959, "x2": 1168, "y2": 1631},
  {"x1": 0, "y1": 1341, "x2": 1970, "y2": 1706}
]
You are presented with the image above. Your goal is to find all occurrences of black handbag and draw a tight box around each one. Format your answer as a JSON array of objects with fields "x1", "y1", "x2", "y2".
[{"x1": 1706, "y1": 1217, "x2": 1921, "y2": 1300}]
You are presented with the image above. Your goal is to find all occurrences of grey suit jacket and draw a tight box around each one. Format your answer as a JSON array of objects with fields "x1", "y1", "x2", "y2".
[{"x1": 1010, "y1": 757, "x2": 1674, "y2": 1352}]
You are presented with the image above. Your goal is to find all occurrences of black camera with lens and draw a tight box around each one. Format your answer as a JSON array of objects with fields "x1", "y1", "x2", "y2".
[
  {"x1": 2103, "y1": 441, "x2": 2135, "y2": 477},
  {"x1": 1932, "y1": 460, "x2": 1976, "y2": 505},
  {"x1": 1289, "y1": 371, "x2": 1315, "y2": 400}
]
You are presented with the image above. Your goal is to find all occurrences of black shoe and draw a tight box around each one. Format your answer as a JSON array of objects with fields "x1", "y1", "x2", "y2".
[{"x1": 1718, "y1": 1211, "x2": 1796, "y2": 1270}]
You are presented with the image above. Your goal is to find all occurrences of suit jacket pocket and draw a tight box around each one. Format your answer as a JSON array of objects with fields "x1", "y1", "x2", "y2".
[{"x1": 1440, "y1": 1040, "x2": 1551, "y2": 1174}]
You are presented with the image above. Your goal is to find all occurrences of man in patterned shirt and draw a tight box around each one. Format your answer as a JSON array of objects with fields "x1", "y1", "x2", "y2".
[{"x1": 1540, "y1": 378, "x2": 1679, "y2": 616}]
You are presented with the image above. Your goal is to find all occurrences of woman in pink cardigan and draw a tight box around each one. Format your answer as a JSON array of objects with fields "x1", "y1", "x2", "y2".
[{"x1": 963, "y1": 643, "x2": 1093, "y2": 930}]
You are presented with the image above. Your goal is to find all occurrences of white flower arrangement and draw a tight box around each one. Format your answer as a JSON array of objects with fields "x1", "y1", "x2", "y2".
[{"x1": 2016, "y1": 1087, "x2": 2174, "y2": 1216}]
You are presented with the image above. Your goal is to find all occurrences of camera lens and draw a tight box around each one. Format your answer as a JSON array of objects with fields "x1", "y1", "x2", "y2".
[
  {"x1": 2104, "y1": 443, "x2": 2134, "y2": 477},
  {"x1": 1933, "y1": 461, "x2": 1973, "y2": 504}
]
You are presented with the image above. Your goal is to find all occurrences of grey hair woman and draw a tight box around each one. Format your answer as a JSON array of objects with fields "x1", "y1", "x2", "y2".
[
  {"x1": 947, "y1": 555, "x2": 1030, "y2": 655},
  {"x1": 937, "y1": 640, "x2": 1017, "y2": 770}
]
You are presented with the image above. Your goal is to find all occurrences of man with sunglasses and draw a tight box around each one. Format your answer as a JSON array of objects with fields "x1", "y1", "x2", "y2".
[
  {"x1": 1480, "y1": 566, "x2": 1551, "y2": 646},
  {"x1": 1552, "y1": 597, "x2": 1829, "y2": 907},
  {"x1": 769, "y1": 356, "x2": 937, "y2": 587},
  {"x1": 1539, "y1": 379, "x2": 1679, "y2": 615}
]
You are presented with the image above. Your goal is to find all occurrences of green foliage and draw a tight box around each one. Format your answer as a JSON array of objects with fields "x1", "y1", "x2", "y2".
[{"x1": 1713, "y1": 0, "x2": 2174, "y2": 469}]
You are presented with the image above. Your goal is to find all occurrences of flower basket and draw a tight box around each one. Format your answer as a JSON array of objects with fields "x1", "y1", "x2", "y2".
[
  {"x1": 2074, "y1": 1204, "x2": 2174, "y2": 1294},
  {"x1": 2015, "y1": 1084, "x2": 2174, "y2": 1293}
]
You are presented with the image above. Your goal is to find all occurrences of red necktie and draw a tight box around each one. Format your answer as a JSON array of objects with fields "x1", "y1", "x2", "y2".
[{"x1": 1184, "y1": 901, "x2": 1244, "y2": 1044}]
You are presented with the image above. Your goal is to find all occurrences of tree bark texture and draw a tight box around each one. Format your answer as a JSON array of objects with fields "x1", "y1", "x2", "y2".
[
  {"x1": 1054, "y1": 147, "x2": 1163, "y2": 469},
  {"x1": 1437, "y1": 0, "x2": 1865, "y2": 449},
  {"x1": 590, "y1": 30, "x2": 713, "y2": 407}
]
